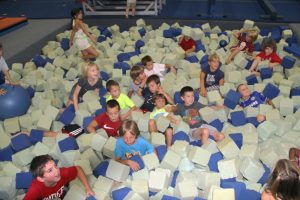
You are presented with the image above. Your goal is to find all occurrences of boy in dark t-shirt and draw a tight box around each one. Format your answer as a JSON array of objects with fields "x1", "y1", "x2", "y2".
[
  {"x1": 172, "y1": 86, "x2": 225, "y2": 145},
  {"x1": 200, "y1": 53, "x2": 224, "y2": 97}
]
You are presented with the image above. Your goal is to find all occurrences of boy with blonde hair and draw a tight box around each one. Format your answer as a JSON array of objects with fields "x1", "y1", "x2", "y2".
[{"x1": 128, "y1": 65, "x2": 147, "y2": 97}]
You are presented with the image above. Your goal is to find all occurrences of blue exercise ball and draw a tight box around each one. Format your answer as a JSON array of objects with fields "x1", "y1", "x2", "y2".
[
  {"x1": 0, "y1": 84, "x2": 31, "y2": 120},
  {"x1": 219, "y1": 40, "x2": 228, "y2": 48}
]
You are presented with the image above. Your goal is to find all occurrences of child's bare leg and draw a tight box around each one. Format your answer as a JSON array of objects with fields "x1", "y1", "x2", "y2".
[
  {"x1": 132, "y1": 5, "x2": 136, "y2": 16},
  {"x1": 44, "y1": 131, "x2": 58, "y2": 137},
  {"x1": 165, "y1": 128, "x2": 173, "y2": 147},
  {"x1": 193, "y1": 128, "x2": 209, "y2": 145},
  {"x1": 226, "y1": 48, "x2": 240, "y2": 64},
  {"x1": 213, "y1": 131, "x2": 225, "y2": 142},
  {"x1": 81, "y1": 47, "x2": 99, "y2": 60},
  {"x1": 248, "y1": 57, "x2": 260, "y2": 72},
  {"x1": 148, "y1": 119, "x2": 157, "y2": 133},
  {"x1": 125, "y1": 6, "x2": 129, "y2": 18}
]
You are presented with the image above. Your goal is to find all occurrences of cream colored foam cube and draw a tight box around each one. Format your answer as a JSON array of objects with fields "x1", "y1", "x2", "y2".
[
  {"x1": 265, "y1": 109, "x2": 281, "y2": 121},
  {"x1": 12, "y1": 148, "x2": 34, "y2": 167},
  {"x1": 150, "y1": 132, "x2": 166, "y2": 146},
  {"x1": 149, "y1": 170, "x2": 169, "y2": 192},
  {"x1": 32, "y1": 142, "x2": 50, "y2": 156},
  {"x1": 81, "y1": 148, "x2": 101, "y2": 169},
  {"x1": 102, "y1": 136, "x2": 116, "y2": 158},
  {"x1": 87, "y1": 100, "x2": 101, "y2": 114},
  {"x1": 239, "y1": 144, "x2": 258, "y2": 159},
  {"x1": 0, "y1": 176, "x2": 17, "y2": 200},
  {"x1": 257, "y1": 121, "x2": 276, "y2": 141},
  {"x1": 36, "y1": 115, "x2": 53, "y2": 131},
  {"x1": 243, "y1": 20, "x2": 254, "y2": 29},
  {"x1": 201, "y1": 23, "x2": 211, "y2": 32},
  {"x1": 182, "y1": 26, "x2": 194, "y2": 38},
  {"x1": 207, "y1": 90, "x2": 222, "y2": 104},
  {"x1": 2, "y1": 162, "x2": 22, "y2": 176},
  {"x1": 174, "y1": 181, "x2": 198, "y2": 200},
  {"x1": 156, "y1": 116, "x2": 171, "y2": 132},
  {"x1": 4, "y1": 117, "x2": 20, "y2": 134},
  {"x1": 197, "y1": 171, "x2": 221, "y2": 190},
  {"x1": 188, "y1": 146, "x2": 211, "y2": 166},
  {"x1": 131, "y1": 179, "x2": 149, "y2": 199},
  {"x1": 217, "y1": 158, "x2": 238, "y2": 179},
  {"x1": 74, "y1": 159, "x2": 92, "y2": 176},
  {"x1": 44, "y1": 105, "x2": 59, "y2": 120},
  {"x1": 282, "y1": 29, "x2": 293, "y2": 39},
  {"x1": 212, "y1": 188, "x2": 235, "y2": 200},
  {"x1": 216, "y1": 137, "x2": 240, "y2": 159},
  {"x1": 91, "y1": 133, "x2": 108, "y2": 152},
  {"x1": 160, "y1": 149, "x2": 181, "y2": 172},
  {"x1": 132, "y1": 168, "x2": 149, "y2": 181},
  {"x1": 280, "y1": 97, "x2": 293, "y2": 116},
  {"x1": 137, "y1": 116, "x2": 150, "y2": 132},
  {"x1": 93, "y1": 175, "x2": 114, "y2": 196},
  {"x1": 142, "y1": 153, "x2": 160, "y2": 170},
  {"x1": 178, "y1": 157, "x2": 195, "y2": 172},
  {"x1": 18, "y1": 114, "x2": 33, "y2": 129},
  {"x1": 170, "y1": 140, "x2": 190, "y2": 157},
  {"x1": 106, "y1": 159, "x2": 130, "y2": 182},
  {"x1": 240, "y1": 157, "x2": 265, "y2": 183},
  {"x1": 74, "y1": 109, "x2": 90, "y2": 127}
]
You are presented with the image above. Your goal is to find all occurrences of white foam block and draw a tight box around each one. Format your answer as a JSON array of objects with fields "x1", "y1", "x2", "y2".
[
  {"x1": 216, "y1": 137, "x2": 240, "y2": 159},
  {"x1": 142, "y1": 153, "x2": 160, "y2": 170},
  {"x1": 212, "y1": 188, "x2": 235, "y2": 200},
  {"x1": 2, "y1": 162, "x2": 22, "y2": 176},
  {"x1": 93, "y1": 175, "x2": 114, "y2": 195},
  {"x1": 60, "y1": 150, "x2": 81, "y2": 167},
  {"x1": 0, "y1": 176, "x2": 17, "y2": 200},
  {"x1": 174, "y1": 181, "x2": 198, "y2": 200},
  {"x1": 74, "y1": 159, "x2": 93, "y2": 176},
  {"x1": 170, "y1": 140, "x2": 190, "y2": 157},
  {"x1": 132, "y1": 168, "x2": 149, "y2": 181},
  {"x1": 131, "y1": 179, "x2": 149, "y2": 199},
  {"x1": 87, "y1": 100, "x2": 101, "y2": 114},
  {"x1": 150, "y1": 132, "x2": 166, "y2": 147},
  {"x1": 131, "y1": 94, "x2": 145, "y2": 108},
  {"x1": 188, "y1": 146, "x2": 211, "y2": 166},
  {"x1": 280, "y1": 97, "x2": 293, "y2": 116},
  {"x1": 239, "y1": 144, "x2": 258, "y2": 159},
  {"x1": 91, "y1": 133, "x2": 108, "y2": 152},
  {"x1": 36, "y1": 115, "x2": 53, "y2": 131},
  {"x1": 160, "y1": 149, "x2": 181, "y2": 172},
  {"x1": 137, "y1": 116, "x2": 150, "y2": 132},
  {"x1": 106, "y1": 159, "x2": 130, "y2": 182},
  {"x1": 207, "y1": 90, "x2": 222, "y2": 104},
  {"x1": 4, "y1": 117, "x2": 20, "y2": 134},
  {"x1": 243, "y1": 20, "x2": 254, "y2": 29},
  {"x1": 217, "y1": 158, "x2": 238, "y2": 179},
  {"x1": 257, "y1": 121, "x2": 276, "y2": 141},
  {"x1": 240, "y1": 157, "x2": 265, "y2": 183},
  {"x1": 102, "y1": 136, "x2": 116, "y2": 159},
  {"x1": 148, "y1": 170, "x2": 169, "y2": 192},
  {"x1": 12, "y1": 148, "x2": 34, "y2": 167},
  {"x1": 18, "y1": 114, "x2": 33, "y2": 129},
  {"x1": 197, "y1": 171, "x2": 221, "y2": 190},
  {"x1": 32, "y1": 142, "x2": 50, "y2": 156},
  {"x1": 243, "y1": 106, "x2": 259, "y2": 118},
  {"x1": 74, "y1": 109, "x2": 91, "y2": 127},
  {"x1": 81, "y1": 148, "x2": 101, "y2": 169},
  {"x1": 44, "y1": 105, "x2": 59, "y2": 120}
]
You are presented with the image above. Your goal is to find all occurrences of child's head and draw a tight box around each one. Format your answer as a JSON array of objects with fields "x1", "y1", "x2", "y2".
[
  {"x1": 130, "y1": 66, "x2": 146, "y2": 84},
  {"x1": 265, "y1": 159, "x2": 300, "y2": 200},
  {"x1": 30, "y1": 155, "x2": 61, "y2": 184},
  {"x1": 245, "y1": 29, "x2": 258, "y2": 42},
  {"x1": 119, "y1": 120, "x2": 140, "y2": 145},
  {"x1": 261, "y1": 37, "x2": 277, "y2": 56},
  {"x1": 236, "y1": 83, "x2": 251, "y2": 99},
  {"x1": 153, "y1": 93, "x2": 167, "y2": 109},
  {"x1": 82, "y1": 62, "x2": 100, "y2": 79},
  {"x1": 106, "y1": 80, "x2": 120, "y2": 99},
  {"x1": 208, "y1": 53, "x2": 220, "y2": 72},
  {"x1": 106, "y1": 99, "x2": 120, "y2": 122},
  {"x1": 141, "y1": 55, "x2": 154, "y2": 71},
  {"x1": 71, "y1": 8, "x2": 83, "y2": 19},
  {"x1": 146, "y1": 74, "x2": 161, "y2": 93},
  {"x1": 180, "y1": 86, "x2": 195, "y2": 106}
]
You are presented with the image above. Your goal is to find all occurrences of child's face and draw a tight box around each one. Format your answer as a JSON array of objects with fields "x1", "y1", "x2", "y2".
[
  {"x1": 123, "y1": 131, "x2": 136, "y2": 146},
  {"x1": 76, "y1": 11, "x2": 83, "y2": 19},
  {"x1": 109, "y1": 85, "x2": 121, "y2": 98},
  {"x1": 39, "y1": 161, "x2": 61, "y2": 184},
  {"x1": 181, "y1": 91, "x2": 195, "y2": 106},
  {"x1": 148, "y1": 81, "x2": 160, "y2": 93},
  {"x1": 208, "y1": 59, "x2": 219, "y2": 72},
  {"x1": 87, "y1": 66, "x2": 99, "y2": 80},
  {"x1": 138, "y1": 71, "x2": 146, "y2": 80},
  {"x1": 238, "y1": 84, "x2": 251, "y2": 98},
  {"x1": 106, "y1": 106, "x2": 120, "y2": 122},
  {"x1": 146, "y1": 61, "x2": 154, "y2": 71},
  {"x1": 245, "y1": 33, "x2": 252, "y2": 42},
  {"x1": 154, "y1": 97, "x2": 166, "y2": 109},
  {"x1": 264, "y1": 47, "x2": 274, "y2": 56}
]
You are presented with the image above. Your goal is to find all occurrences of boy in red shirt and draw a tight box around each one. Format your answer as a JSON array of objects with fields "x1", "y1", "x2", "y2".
[
  {"x1": 179, "y1": 35, "x2": 196, "y2": 56},
  {"x1": 87, "y1": 99, "x2": 123, "y2": 137},
  {"x1": 226, "y1": 28, "x2": 258, "y2": 64},
  {"x1": 249, "y1": 37, "x2": 282, "y2": 74},
  {"x1": 24, "y1": 154, "x2": 94, "y2": 200}
]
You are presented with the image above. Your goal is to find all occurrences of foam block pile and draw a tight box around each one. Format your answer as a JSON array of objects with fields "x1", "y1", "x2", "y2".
[{"x1": 0, "y1": 18, "x2": 299, "y2": 200}]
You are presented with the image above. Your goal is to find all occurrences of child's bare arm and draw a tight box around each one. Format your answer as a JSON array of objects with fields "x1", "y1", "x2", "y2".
[
  {"x1": 186, "y1": 45, "x2": 196, "y2": 54},
  {"x1": 289, "y1": 148, "x2": 300, "y2": 161},
  {"x1": 233, "y1": 28, "x2": 245, "y2": 38},
  {"x1": 76, "y1": 166, "x2": 94, "y2": 196},
  {"x1": 115, "y1": 157, "x2": 140, "y2": 171},
  {"x1": 200, "y1": 71, "x2": 207, "y2": 97},
  {"x1": 87, "y1": 120, "x2": 98, "y2": 133},
  {"x1": 160, "y1": 89, "x2": 174, "y2": 104},
  {"x1": 166, "y1": 113, "x2": 180, "y2": 124}
]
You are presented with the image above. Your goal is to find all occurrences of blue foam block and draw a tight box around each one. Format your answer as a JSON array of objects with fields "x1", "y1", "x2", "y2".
[
  {"x1": 284, "y1": 44, "x2": 300, "y2": 58},
  {"x1": 11, "y1": 134, "x2": 32, "y2": 152},
  {"x1": 230, "y1": 111, "x2": 247, "y2": 126},
  {"x1": 29, "y1": 129, "x2": 44, "y2": 144},
  {"x1": 221, "y1": 181, "x2": 246, "y2": 200},
  {"x1": 97, "y1": 35, "x2": 106, "y2": 43},
  {"x1": 162, "y1": 195, "x2": 180, "y2": 200},
  {"x1": 32, "y1": 55, "x2": 47, "y2": 67},
  {"x1": 60, "y1": 38, "x2": 70, "y2": 51},
  {"x1": 0, "y1": 145, "x2": 14, "y2": 161},
  {"x1": 117, "y1": 53, "x2": 130, "y2": 62},
  {"x1": 99, "y1": 97, "x2": 106, "y2": 108},
  {"x1": 149, "y1": 191, "x2": 158, "y2": 196},
  {"x1": 112, "y1": 187, "x2": 131, "y2": 200},
  {"x1": 253, "y1": 42, "x2": 261, "y2": 51},
  {"x1": 190, "y1": 140, "x2": 201, "y2": 147},
  {"x1": 95, "y1": 108, "x2": 105, "y2": 116},
  {"x1": 260, "y1": 68, "x2": 272, "y2": 80},
  {"x1": 221, "y1": 178, "x2": 236, "y2": 185},
  {"x1": 26, "y1": 86, "x2": 35, "y2": 98},
  {"x1": 195, "y1": 40, "x2": 206, "y2": 52},
  {"x1": 83, "y1": 116, "x2": 94, "y2": 132},
  {"x1": 260, "y1": 29, "x2": 270, "y2": 37},
  {"x1": 282, "y1": 56, "x2": 296, "y2": 69},
  {"x1": 171, "y1": 27, "x2": 182, "y2": 37},
  {"x1": 262, "y1": 83, "x2": 280, "y2": 99},
  {"x1": 93, "y1": 160, "x2": 109, "y2": 178},
  {"x1": 86, "y1": 196, "x2": 97, "y2": 200},
  {"x1": 129, "y1": 155, "x2": 145, "y2": 174},
  {"x1": 271, "y1": 29, "x2": 281, "y2": 42},
  {"x1": 246, "y1": 117, "x2": 260, "y2": 127},
  {"x1": 171, "y1": 170, "x2": 179, "y2": 187},
  {"x1": 224, "y1": 90, "x2": 241, "y2": 109},
  {"x1": 240, "y1": 189, "x2": 261, "y2": 200},
  {"x1": 185, "y1": 55, "x2": 199, "y2": 63},
  {"x1": 163, "y1": 29, "x2": 173, "y2": 38},
  {"x1": 121, "y1": 62, "x2": 131, "y2": 74},
  {"x1": 208, "y1": 152, "x2": 224, "y2": 172},
  {"x1": 138, "y1": 27, "x2": 146, "y2": 37},
  {"x1": 291, "y1": 88, "x2": 300, "y2": 97},
  {"x1": 99, "y1": 86, "x2": 107, "y2": 96},
  {"x1": 59, "y1": 104, "x2": 76, "y2": 125},
  {"x1": 135, "y1": 40, "x2": 145, "y2": 49},
  {"x1": 286, "y1": 36, "x2": 298, "y2": 46},
  {"x1": 15, "y1": 172, "x2": 34, "y2": 189},
  {"x1": 200, "y1": 54, "x2": 209, "y2": 64},
  {"x1": 172, "y1": 131, "x2": 190, "y2": 144},
  {"x1": 194, "y1": 198, "x2": 205, "y2": 200},
  {"x1": 229, "y1": 133, "x2": 243, "y2": 149},
  {"x1": 156, "y1": 145, "x2": 167, "y2": 162},
  {"x1": 58, "y1": 137, "x2": 79, "y2": 152},
  {"x1": 245, "y1": 59, "x2": 253, "y2": 70},
  {"x1": 101, "y1": 29, "x2": 112, "y2": 38},
  {"x1": 114, "y1": 62, "x2": 123, "y2": 69},
  {"x1": 246, "y1": 74, "x2": 258, "y2": 85},
  {"x1": 209, "y1": 119, "x2": 223, "y2": 132},
  {"x1": 258, "y1": 163, "x2": 270, "y2": 185},
  {"x1": 100, "y1": 71, "x2": 110, "y2": 81}
]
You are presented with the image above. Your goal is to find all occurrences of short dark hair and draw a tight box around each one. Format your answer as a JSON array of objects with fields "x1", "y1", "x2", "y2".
[
  {"x1": 261, "y1": 37, "x2": 277, "y2": 52},
  {"x1": 71, "y1": 8, "x2": 82, "y2": 19},
  {"x1": 141, "y1": 55, "x2": 153, "y2": 66},
  {"x1": 30, "y1": 155, "x2": 54, "y2": 178},
  {"x1": 106, "y1": 99, "x2": 120, "y2": 110},
  {"x1": 236, "y1": 83, "x2": 246, "y2": 93},
  {"x1": 118, "y1": 120, "x2": 140, "y2": 138},
  {"x1": 106, "y1": 80, "x2": 120, "y2": 92},
  {"x1": 152, "y1": 93, "x2": 166, "y2": 103},
  {"x1": 180, "y1": 86, "x2": 194, "y2": 96},
  {"x1": 146, "y1": 74, "x2": 160, "y2": 85}
]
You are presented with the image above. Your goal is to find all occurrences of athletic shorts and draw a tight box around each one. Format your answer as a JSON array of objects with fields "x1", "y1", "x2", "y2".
[
  {"x1": 127, "y1": 0, "x2": 136, "y2": 6},
  {"x1": 188, "y1": 124, "x2": 218, "y2": 142}
]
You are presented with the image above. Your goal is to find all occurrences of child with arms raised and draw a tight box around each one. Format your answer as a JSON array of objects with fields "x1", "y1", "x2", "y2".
[{"x1": 115, "y1": 120, "x2": 154, "y2": 171}]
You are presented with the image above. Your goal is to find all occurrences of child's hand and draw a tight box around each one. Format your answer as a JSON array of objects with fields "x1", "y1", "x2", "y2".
[
  {"x1": 0, "y1": 89, "x2": 6, "y2": 96},
  {"x1": 86, "y1": 188, "x2": 95, "y2": 197},
  {"x1": 128, "y1": 160, "x2": 140, "y2": 171},
  {"x1": 200, "y1": 88, "x2": 207, "y2": 97},
  {"x1": 175, "y1": 119, "x2": 181, "y2": 125},
  {"x1": 157, "y1": 87, "x2": 164, "y2": 94},
  {"x1": 256, "y1": 114, "x2": 266, "y2": 123}
]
